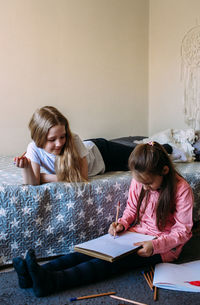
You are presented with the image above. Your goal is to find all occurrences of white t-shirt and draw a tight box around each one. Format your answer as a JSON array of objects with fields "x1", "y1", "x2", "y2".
[
  {"x1": 26, "y1": 134, "x2": 105, "y2": 177},
  {"x1": 83, "y1": 140, "x2": 105, "y2": 176}
]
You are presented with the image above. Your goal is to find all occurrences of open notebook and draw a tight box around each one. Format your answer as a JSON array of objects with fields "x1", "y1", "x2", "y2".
[
  {"x1": 74, "y1": 231, "x2": 155, "y2": 262},
  {"x1": 153, "y1": 260, "x2": 200, "y2": 292}
]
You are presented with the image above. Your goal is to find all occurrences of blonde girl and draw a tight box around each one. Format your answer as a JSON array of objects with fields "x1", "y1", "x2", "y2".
[
  {"x1": 14, "y1": 106, "x2": 134, "y2": 185},
  {"x1": 14, "y1": 106, "x2": 89, "y2": 184}
]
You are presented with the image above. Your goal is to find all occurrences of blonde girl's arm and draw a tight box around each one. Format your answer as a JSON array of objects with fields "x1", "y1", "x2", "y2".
[
  {"x1": 22, "y1": 160, "x2": 41, "y2": 185},
  {"x1": 40, "y1": 156, "x2": 88, "y2": 183},
  {"x1": 40, "y1": 173, "x2": 58, "y2": 184},
  {"x1": 79, "y1": 156, "x2": 88, "y2": 181}
]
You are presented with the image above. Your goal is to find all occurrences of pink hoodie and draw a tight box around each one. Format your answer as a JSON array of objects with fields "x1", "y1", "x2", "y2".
[{"x1": 118, "y1": 175, "x2": 193, "y2": 262}]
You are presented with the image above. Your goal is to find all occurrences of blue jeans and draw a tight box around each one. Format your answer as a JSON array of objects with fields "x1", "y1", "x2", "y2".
[{"x1": 41, "y1": 251, "x2": 162, "y2": 290}]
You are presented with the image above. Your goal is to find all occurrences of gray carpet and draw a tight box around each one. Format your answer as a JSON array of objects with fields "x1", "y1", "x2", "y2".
[{"x1": 0, "y1": 236, "x2": 200, "y2": 305}]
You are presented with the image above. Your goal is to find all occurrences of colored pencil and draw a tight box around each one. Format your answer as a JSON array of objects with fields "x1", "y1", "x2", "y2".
[
  {"x1": 146, "y1": 272, "x2": 153, "y2": 290},
  {"x1": 149, "y1": 270, "x2": 153, "y2": 282},
  {"x1": 150, "y1": 266, "x2": 158, "y2": 301},
  {"x1": 141, "y1": 267, "x2": 158, "y2": 301},
  {"x1": 13, "y1": 152, "x2": 26, "y2": 164},
  {"x1": 142, "y1": 271, "x2": 153, "y2": 290},
  {"x1": 70, "y1": 291, "x2": 115, "y2": 301},
  {"x1": 20, "y1": 152, "x2": 26, "y2": 158},
  {"x1": 110, "y1": 295, "x2": 148, "y2": 305},
  {"x1": 114, "y1": 201, "x2": 120, "y2": 238},
  {"x1": 154, "y1": 286, "x2": 157, "y2": 301}
]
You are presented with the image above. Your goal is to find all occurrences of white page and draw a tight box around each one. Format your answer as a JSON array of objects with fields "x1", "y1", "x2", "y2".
[
  {"x1": 153, "y1": 260, "x2": 200, "y2": 292},
  {"x1": 75, "y1": 231, "x2": 155, "y2": 258}
]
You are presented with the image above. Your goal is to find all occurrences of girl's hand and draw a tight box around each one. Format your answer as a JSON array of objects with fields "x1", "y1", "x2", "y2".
[
  {"x1": 108, "y1": 222, "x2": 124, "y2": 236},
  {"x1": 14, "y1": 156, "x2": 30, "y2": 168},
  {"x1": 134, "y1": 240, "x2": 153, "y2": 257}
]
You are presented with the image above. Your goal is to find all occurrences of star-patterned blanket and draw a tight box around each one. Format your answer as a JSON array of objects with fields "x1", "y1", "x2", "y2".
[
  {"x1": 0, "y1": 156, "x2": 200, "y2": 267},
  {"x1": 0, "y1": 156, "x2": 133, "y2": 267}
]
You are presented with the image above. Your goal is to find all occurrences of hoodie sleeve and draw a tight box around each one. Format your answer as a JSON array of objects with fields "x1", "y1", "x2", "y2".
[
  {"x1": 152, "y1": 181, "x2": 193, "y2": 256},
  {"x1": 118, "y1": 179, "x2": 142, "y2": 230}
]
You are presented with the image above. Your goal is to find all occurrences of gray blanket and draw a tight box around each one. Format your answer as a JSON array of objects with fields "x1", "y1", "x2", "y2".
[{"x1": 0, "y1": 156, "x2": 200, "y2": 267}]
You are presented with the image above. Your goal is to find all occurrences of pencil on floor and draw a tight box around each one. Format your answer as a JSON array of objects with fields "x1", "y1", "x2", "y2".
[
  {"x1": 110, "y1": 295, "x2": 148, "y2": 305},
  {"x1": 154, "y1": 286, "x2": 157, "y2": 301},
  {"x1": 69, "y1": 291, "x2": 115, "y2": 301},
  {"x1": 151, "y1": 265, "x2": 155, "y2": 275},
  {"x1": 150, "y1": 266, "x2": 158, "y2": 302},
  {"x1": 149, "y1": 270, "x2": 153, "y2": 282},
  {"x1": 142, "y1": 271, "x2": 153, "y2": 290},
  {"x1": 146, "y1": 272, "x2": 153, "y2": 290}
]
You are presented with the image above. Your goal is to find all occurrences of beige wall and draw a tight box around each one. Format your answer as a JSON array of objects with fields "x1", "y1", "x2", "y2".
[
  {"x1": 0, "y1": 0, "x2": 149, "y2": 155},
  {"x1": 149, "y1": 0, "x2": 200, "y2": 135}
]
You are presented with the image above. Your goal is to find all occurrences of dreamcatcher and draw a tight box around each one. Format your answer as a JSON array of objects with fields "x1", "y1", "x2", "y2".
[{"x1": 181, "y1": 24, "x2": 200, "y2": 130}]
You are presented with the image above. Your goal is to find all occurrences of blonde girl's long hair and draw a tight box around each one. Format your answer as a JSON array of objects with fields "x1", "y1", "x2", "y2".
[
  {"x1": 29, "y1": 106, "x2": 84, "y2": 182},
  {"x1": 128, "y1": 141, "x2": 177, "y2": 231}
]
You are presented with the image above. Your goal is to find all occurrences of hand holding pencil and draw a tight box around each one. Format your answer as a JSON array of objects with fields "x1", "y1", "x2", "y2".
[
  {"x1": 14, "y1": 152, "x2": 30, "y2": 168},
  {"x1": 108, "y1": 202, "x2": 124, "y2": 237}
]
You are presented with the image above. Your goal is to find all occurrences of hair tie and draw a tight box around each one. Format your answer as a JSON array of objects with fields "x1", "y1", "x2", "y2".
[{"x1": 148, "y1": 141, "x2": 154, "y2": 146}]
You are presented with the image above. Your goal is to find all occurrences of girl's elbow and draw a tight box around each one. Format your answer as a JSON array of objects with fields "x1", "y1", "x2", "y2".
[{"x1": 23, "y1": 179, "x2": 40, "y2": 186}]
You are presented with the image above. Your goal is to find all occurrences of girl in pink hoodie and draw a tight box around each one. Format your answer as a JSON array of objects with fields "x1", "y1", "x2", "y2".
[{"x1": 109, "y1": 141, "x2": 193, "y2": 262}]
